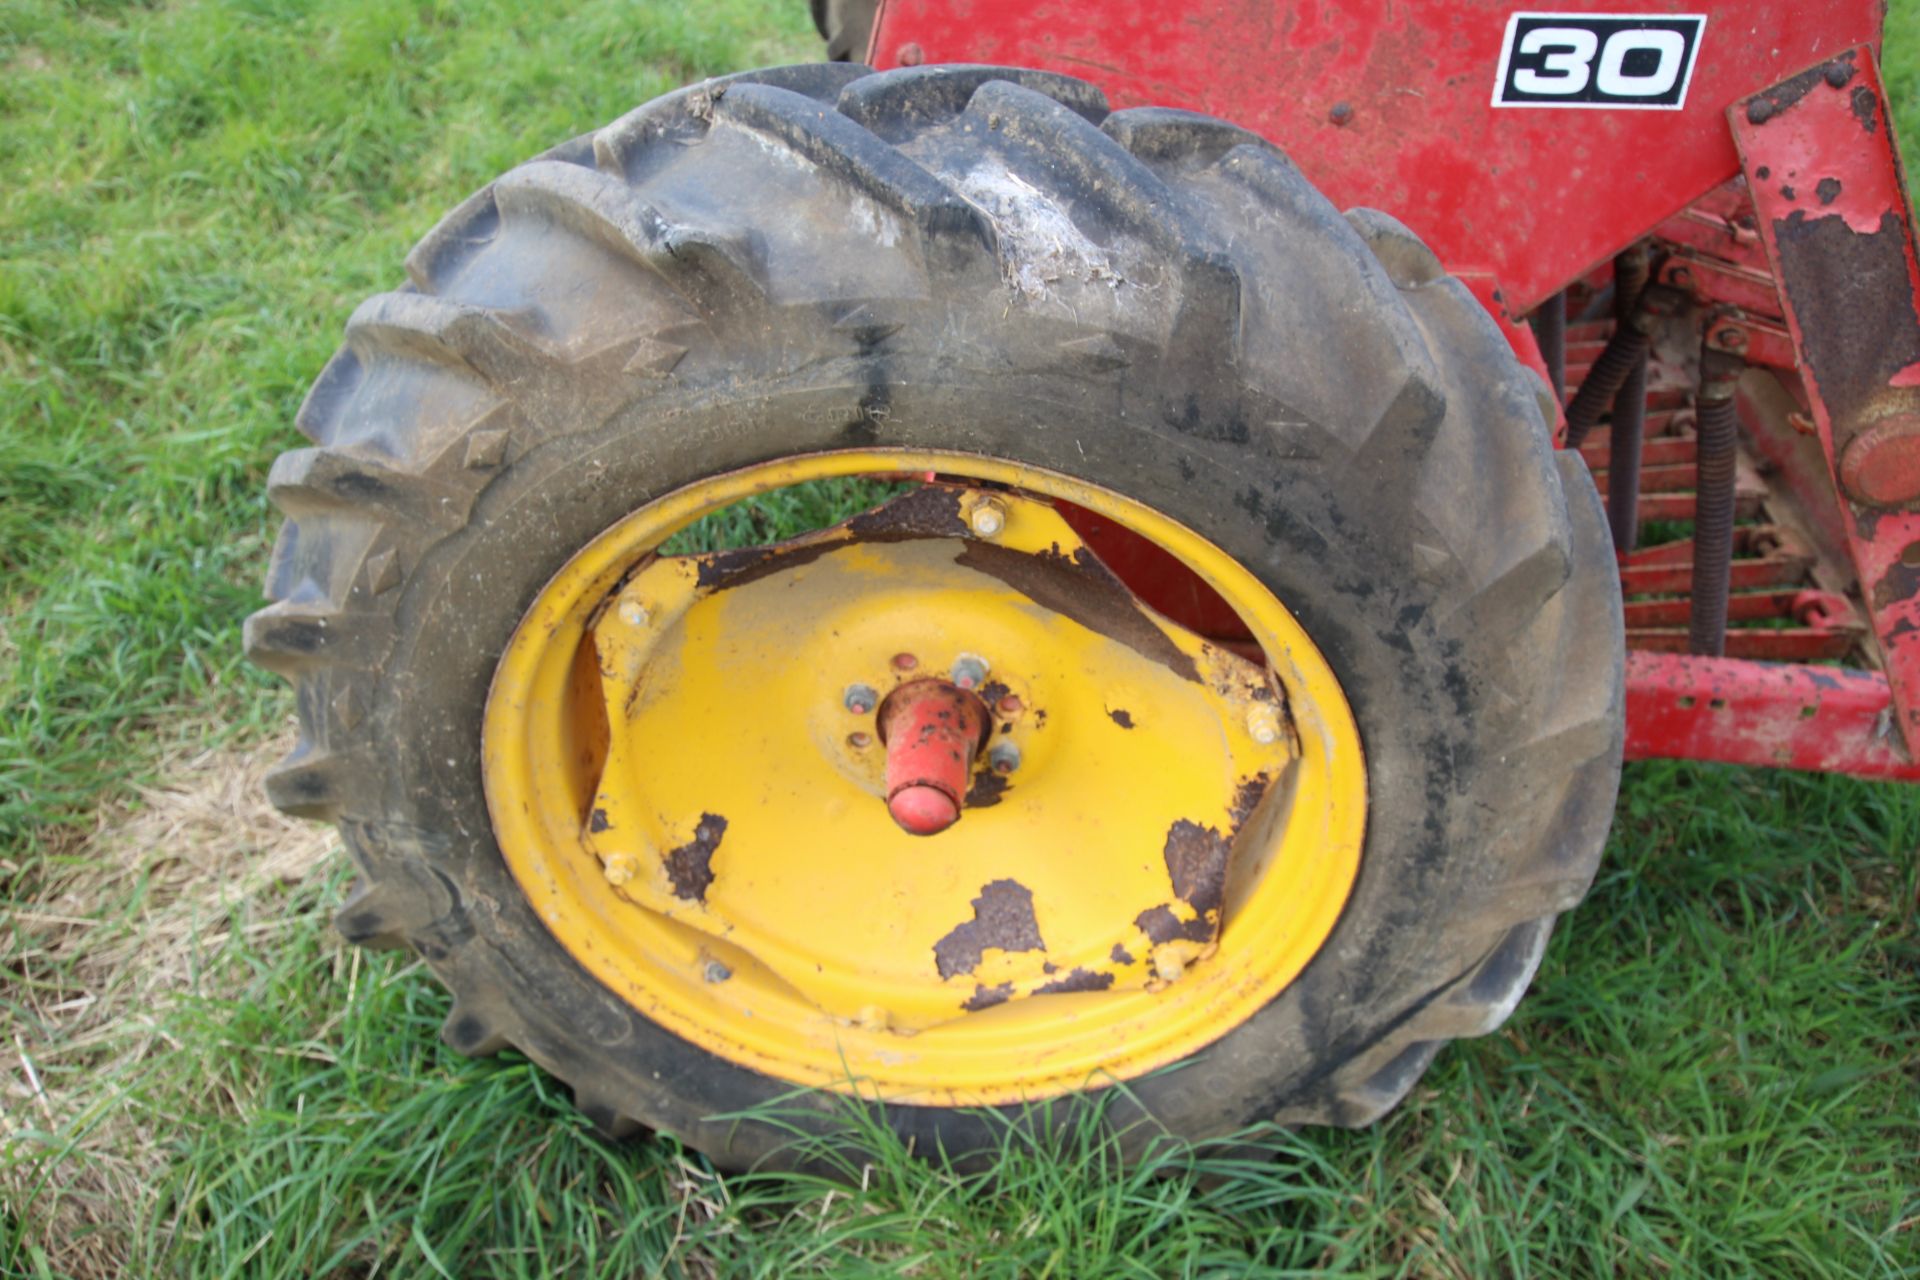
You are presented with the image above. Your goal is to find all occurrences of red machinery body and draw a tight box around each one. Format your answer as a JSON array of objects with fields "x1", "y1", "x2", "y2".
[{"x1": 868, "y1": 0, "x2": 1920, "y2": 782}]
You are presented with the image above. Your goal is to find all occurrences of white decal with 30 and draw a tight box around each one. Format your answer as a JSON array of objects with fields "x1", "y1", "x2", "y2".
[{"x1": 1494, "y1": 14, "x2": 1707, "y2": 110}]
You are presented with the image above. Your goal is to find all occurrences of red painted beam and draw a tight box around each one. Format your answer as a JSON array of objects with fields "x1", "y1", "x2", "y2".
[
  {"x1": 1591, "y1": 461, "x2": 1699, "y2": 494},
  {"x1": 1625, "y1": 651, "x2": 1920, "y2": 779},
  {"x1": 1627, "y1": 628, "x2": 1859, "y2": 661},
  {"x1": 1582, "y1": 434, "x2": 1699, "y2": 469},
  {"x1": 1624, "y1": 590, "x2": 1802, "y2": 627}
]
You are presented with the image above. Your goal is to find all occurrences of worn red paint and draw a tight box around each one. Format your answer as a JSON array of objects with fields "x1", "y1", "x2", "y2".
[
  {"x1": 880, "y1": 680, "x2": 988, "y2": 835},
  {"x1": 1731, "y1": 48, "x2": 1920, "y2": 757},
  {"x1": 1840, "y1": 413, "x2": 1920, "y2": 505},
  {"x1": 1626, "y1": 652, "x2": 1920, "y2": 780},
  {"x1": 872, "y1": 0, "x2": 1884, "y2": 316},
  {"x1": 1658, "y1": 253, "x2": 1783, "y2": 322},
  {"x1": 1656, "y1": 194, "x2": 1771, "y2": 274}
]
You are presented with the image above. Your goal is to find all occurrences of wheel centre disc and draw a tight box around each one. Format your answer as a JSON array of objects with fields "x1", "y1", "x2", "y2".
[{"x1": 483, "y1": 450, "x2": 1365, "y2": 1103}]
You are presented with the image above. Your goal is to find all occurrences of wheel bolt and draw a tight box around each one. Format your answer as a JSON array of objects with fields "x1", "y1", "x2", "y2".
[
  {"x1": 1246, "y1": 705, "x2": 1281, "y2": 745},
  {"x1": 996, "y1": 693, "x2": 1024, "y2": 716},
  {"x1": 847, "y1": 731, "x2": 872, "y2": 749},
  {"x1": 703, "y1": 960, "x2": 732, "y2": 984},
  {"x1": 844, "y1": 683, "x2": 878, "y2": 714},
  {"x1": 969, "y1": 498, "x2": 1007, "y2": 538},
  {"x1": 892, "y1": 652, "x2": 918, "y2": 671},
  {"x1": 988, "y1": 741, "x2": 1021, "y2": 775},
  {"x1": 951, "y1": 655, "x2": 989, "y2": 690},
  {"x1": 602, "y1": 853, "x2": 638, "y2": 886},
  {"x1": 617, "y1": 599, "x2": 649, "y2": 626}
]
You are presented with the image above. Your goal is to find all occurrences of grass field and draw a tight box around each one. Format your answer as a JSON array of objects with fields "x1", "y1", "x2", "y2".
[{"x1": 3, "y1": 1, "x2": 1918, "y2": 1275}]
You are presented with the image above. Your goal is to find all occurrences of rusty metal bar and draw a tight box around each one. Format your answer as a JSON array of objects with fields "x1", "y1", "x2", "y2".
[
  {"x1": 1630, "y1": 488, "x2": 1766, "y2": 523},
  {"x1": 1688, "y1": 347, "x2": 1747, "y2": 655},
  {"x1": 1592, "y1": 461, "x2": 1700, "y2": 495},
  {"x1": 1607, "y1": 245, "x2": 1652, "y2": 553},
  {"x1": 1583, "y1": 434, "x2": 1698, "y2": 470},
  {"x1": 1564, "y1": 328, "x2": 1649, "y2": 450},
  {"x1": 1625, "y1": 590, "x2": 1803, "y2": 627},
  {"x1": 1632, "y1": 628, "x2": 1858, "y2": 660},
  {"x1": 1565, "y1": 287, "x2": 1684, "y2": 449},
  {"x1": 1534, "y1": 289, "x2": 1567, "y2": 404},
  {"x1": 1621, "y1": 548, "x2": 1812, "y2": 596}
]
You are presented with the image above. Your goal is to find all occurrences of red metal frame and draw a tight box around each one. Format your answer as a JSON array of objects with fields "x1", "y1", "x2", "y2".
[
  {"x1": 869, "y1": 0, "x2": 1920, "y2": 785},
  {"x1": 1626, "y1": 651, "x2": 1920, "y2": 780},
  {"x1": 869, "y1": 0, "x2": 1883, "y2": 317},
  {"x1": 1729, "y1": 49, "x2": 1920, "y2": 756}
]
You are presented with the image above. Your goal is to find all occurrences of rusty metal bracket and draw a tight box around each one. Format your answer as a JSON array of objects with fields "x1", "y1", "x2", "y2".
[
  {"x1": 1660, "y1": 251, "x2": 1786, "y2": 319},
  {"x1": 1701, "y1": 310, "x2": 1797, "y2": 370},
  {"x1": 1730, "y1": 45, "x2": 1920, "y2": 756}
]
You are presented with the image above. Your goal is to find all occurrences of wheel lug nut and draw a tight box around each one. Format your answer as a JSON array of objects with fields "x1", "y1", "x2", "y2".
[
  {"x1": 892, "y1": 652, "x2": 918, "y2": 671},
  {"x1": 951, "y1": 655, "x2": 989, "y2": 690},
  {"x1": 969, "y1": 498, "x2": 1007, "y2": 538},
  {"x1": 844, "y1": 683, "x2": 878, "y2": 714},
  {"x1": 988, "y1": 741, "x2": 1021, "y2": 775},
  {"x1": 1246, "y1": 705, "x2": 1281, "y2": 745},
  {"x1": 703, "y1": 960, "x2": 732, "y2": 984},
  {"x1": 602, "y1": 853, "x2": 638, "y2": 886}
]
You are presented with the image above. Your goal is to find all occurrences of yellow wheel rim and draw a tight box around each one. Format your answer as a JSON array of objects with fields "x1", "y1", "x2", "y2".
[{"x1": 483, "y1": 449, "x2": 1365, "y2": 1105}]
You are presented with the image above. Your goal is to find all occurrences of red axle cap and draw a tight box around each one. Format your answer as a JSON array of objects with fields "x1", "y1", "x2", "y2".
[{"x1": 878, "y1": 679, "x2": 986, "y2": 836}]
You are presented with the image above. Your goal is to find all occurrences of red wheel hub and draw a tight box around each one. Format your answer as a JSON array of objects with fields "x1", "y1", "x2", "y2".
[{"x1": 878, "y1": 679, "x2": 988, "y2": 835}]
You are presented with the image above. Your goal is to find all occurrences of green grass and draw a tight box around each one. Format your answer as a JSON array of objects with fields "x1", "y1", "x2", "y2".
[
  {"x1": 0, "y1": 0, "x2": 816, "y2": 850},
  {"x1": 6, "y1": 766, "x2": 1914, "y2": 1277},
  {"x1": 3, "y1": 1, "x2": 1919, "y2": 1276}
]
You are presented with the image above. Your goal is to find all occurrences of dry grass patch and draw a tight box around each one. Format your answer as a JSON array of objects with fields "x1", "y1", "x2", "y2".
[{"x1": 3, "y1": 724, "x2": 337, "y2": 1277}]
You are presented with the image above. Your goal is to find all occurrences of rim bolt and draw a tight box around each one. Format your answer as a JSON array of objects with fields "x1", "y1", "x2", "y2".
[
  {"x1": 847, "y1": 731, "x2": 872, "y2": 749},
  {"x1": 969, "y1": 497, "x2": 1007, "y2": 538},
  {"x1": 703, "y1": 960, "x2": 732, "y2": 984},
  {"x1": 617, "y1": 599, "x2": 649, "y2": 627},
  {"x1": 951, "y1": 654, "x2": 990, "y2": 690},
  {"x1": 996, "y1": 693, "x2": 1024, "y2": 716},
  {"x1": 989, "y1": 741, "x2": 1021, "y2": 775},
  {"x1": 892, "y1": 652, "x2": 919, "y2": 672},
  {"x1": 1246, "y1": 705, "x2": 1282, "y2": 745},
  {"x1": 602, "y1": 853, "x2": 638, "y2": 886},
  {"x1": 844, "y1": 683, "x2": 878, "y2": 714}
]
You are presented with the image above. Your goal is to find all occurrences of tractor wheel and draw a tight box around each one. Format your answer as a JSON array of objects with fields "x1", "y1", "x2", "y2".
[{"x1": 247, "y1": 63, "x2": 1623, "y2": 1166}]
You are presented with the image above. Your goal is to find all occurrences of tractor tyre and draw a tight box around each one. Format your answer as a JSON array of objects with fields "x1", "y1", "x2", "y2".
[{"x1": 247, "y1": 63, "x2": 1623, "y2": 1167}]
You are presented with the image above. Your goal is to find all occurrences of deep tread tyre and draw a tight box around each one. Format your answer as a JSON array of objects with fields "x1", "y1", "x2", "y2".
[{"x1": 252, "y1": 65, "x2": 1623, "y2": 1165}]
